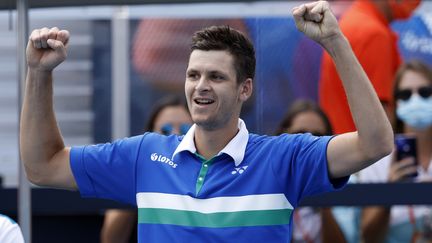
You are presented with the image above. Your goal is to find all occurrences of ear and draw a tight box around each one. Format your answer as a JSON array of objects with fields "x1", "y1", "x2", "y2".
[{"x1": 239, "y1": 78, "x2": 253, "y2": 102}]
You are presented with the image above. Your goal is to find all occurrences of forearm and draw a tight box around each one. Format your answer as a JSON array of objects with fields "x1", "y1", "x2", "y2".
[
  {"x1": 324, "y1": 36, "x2": 393, "y2": 161},
  {"x1": 361, "y1": 207, "x2": 391, "y2": 243},
  {"x1": 321, "y1": 208, "x2": 346, "y2": 243},
  {"x1": 20, "y1": 68, "x2": 65, "y2": 183}
]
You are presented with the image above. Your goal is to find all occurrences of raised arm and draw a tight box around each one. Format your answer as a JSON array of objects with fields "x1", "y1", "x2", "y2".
[
  {"x1": 292, "y1": 1, "x2": 393, "y2": 178},
  {"x1": 20, "y1": 27, "x2": 76, "y2": 189}
]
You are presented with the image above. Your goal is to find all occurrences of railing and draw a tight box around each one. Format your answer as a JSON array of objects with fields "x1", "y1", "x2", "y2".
[{"x1": 2, "y1": 183, "x2": 432, "y2": 215}]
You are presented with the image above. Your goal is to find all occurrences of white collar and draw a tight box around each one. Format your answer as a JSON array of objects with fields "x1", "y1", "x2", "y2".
[{"x1": 172, "y1": 119, "x2": 249, "y2": 166}]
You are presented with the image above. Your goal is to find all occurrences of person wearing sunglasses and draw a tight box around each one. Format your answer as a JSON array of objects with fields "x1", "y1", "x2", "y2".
[
  {"x1": 359, "y1": 60, "x2": 432, "y2": 243},
  {"x1": 101, "y1": 96, "x2": 192, "y2": 243}
]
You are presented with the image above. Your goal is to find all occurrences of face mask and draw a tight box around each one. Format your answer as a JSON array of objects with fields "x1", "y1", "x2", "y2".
[
  {"x1": 388, "y1": 0, "x2": 420, "y2": 20},
  {"x1": 396, "y1": 94, "x2": 432, "y2": 130}
]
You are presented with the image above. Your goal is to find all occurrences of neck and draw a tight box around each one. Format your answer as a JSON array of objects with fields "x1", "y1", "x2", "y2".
[
  {"x1": 194, "y1": 118, "x2": 239, "y2": 160},
  {"x1": 406, "y1": 127, "x2": 432, "y2": 170}
]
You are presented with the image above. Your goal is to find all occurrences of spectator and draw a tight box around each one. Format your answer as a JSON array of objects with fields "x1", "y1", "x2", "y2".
[
  {"x1": 0, "y1": 214, "x2": 25, "y2": 243},
  {"x1": 277, "y1": 100, "x2": 348, "y2": 243},
  {"x1": 101, "y1": 96, "x2": 192, "y2": 243},
  {"x1": 319, "y1": 0, "x2": 420, "y2": 134},
  {"x1": 359, "y1": 60, "x2": 432, "y2": 243}
]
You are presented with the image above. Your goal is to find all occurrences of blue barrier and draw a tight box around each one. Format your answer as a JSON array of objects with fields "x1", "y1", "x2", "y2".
[{"x1": 1, "y1": 183, "x2": 432, "y2": 214}]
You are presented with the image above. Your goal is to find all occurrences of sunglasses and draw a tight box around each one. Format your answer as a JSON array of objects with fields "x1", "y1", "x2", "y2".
[
  {"x1": 395, "y1": 86, "x2": 432, "y2": 101},
  {"x1": 160, "y1": 123, "x2": 191, "y2": 136}
]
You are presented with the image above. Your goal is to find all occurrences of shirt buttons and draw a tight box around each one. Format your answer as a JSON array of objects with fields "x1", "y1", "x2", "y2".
[
  {"x1": 203, "y1": 164, "x2": 208, "y2": 168},
  {"x1": 198, "y1": 177, "x2": 203, "y2": 181}
]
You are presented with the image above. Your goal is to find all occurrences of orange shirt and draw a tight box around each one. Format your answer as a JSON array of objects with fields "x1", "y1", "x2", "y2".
[{"x1": 319, "y1": 0, "x2": 401, "y2": 134}]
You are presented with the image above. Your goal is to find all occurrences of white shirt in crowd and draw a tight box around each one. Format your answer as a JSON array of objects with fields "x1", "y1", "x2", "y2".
[
  {"x1": 0, "y1": 214, "x2": 25, "y2": 243},
  {"x1": 358, "y1": 155, "x2": 432, "y2": 243}
]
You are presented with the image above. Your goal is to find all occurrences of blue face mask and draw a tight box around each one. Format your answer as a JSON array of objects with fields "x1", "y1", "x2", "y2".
[{"x1": 396, "y1": 94, "x2": 432, "y2": 130}]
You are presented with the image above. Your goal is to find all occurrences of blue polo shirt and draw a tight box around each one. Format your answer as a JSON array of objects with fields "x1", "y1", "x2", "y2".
[{"x1": 70, "y1": 119, "x2": 347, "y2": 243}]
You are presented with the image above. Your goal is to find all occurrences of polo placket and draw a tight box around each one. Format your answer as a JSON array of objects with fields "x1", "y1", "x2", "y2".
[{"x1": 194, "y1": 153, "x2": 216, "y2": 195}]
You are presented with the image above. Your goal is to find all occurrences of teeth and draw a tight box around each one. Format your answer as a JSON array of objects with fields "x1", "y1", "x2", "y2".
[{"x1": 195, "y1": 99, "x2": 213, "y2": 104}]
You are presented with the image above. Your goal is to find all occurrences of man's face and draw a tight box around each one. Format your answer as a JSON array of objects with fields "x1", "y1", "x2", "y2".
[{"x1": 185, "y1": 50, "x2": 251, "y2": 130}]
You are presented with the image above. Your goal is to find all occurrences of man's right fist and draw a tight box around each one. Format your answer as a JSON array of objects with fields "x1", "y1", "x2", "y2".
[{"x1": 27, "y1": 27, "x2": 70, "y2": 72}]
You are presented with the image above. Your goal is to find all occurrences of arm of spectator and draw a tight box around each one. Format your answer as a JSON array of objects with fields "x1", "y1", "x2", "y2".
[
  {"x1": 20, "y1": 27, "x2": 76, "y2": 189},
  {"x1": 101, "y1": 209, "x2": 136, "y2": 243},
  {"x1": 321, "y1": 208, "x2": 347, "y2": 243},
  {"x1": 360, "y1": 154, "x2": 417, "y2": 242},
  {"x1": 292, "y1": 1, "x2": 393, "y2": 179},
  {"x1": 361, "y1": 207, "x2": 391, "y2": 243}
]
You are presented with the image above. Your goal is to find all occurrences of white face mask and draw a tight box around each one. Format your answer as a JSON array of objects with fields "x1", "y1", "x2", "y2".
[{"x1": 396, "y1": 94, "x2": 432, "y2": 130}]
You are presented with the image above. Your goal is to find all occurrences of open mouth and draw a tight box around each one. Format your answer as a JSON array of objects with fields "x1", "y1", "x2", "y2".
[{"x1": 194, "y1": 98, "x2": 215, "y2": 105}]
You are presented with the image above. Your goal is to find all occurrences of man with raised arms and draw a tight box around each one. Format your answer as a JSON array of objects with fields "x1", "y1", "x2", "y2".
[{"x1": 21, "y1": 1, "x2": 393, "y2": 242}]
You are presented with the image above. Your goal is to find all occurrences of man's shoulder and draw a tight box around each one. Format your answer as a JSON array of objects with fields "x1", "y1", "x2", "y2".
[
  {"x1": 140, "y1": 132, "x2": 182, "y2": 143},
  {"x1": 247, "y1": 133, "x2": 280, "y2": 144},
  {"x1": 80, "y1": 133, "x2": 181, "y2": 154},
  {"x1": 246, "y1": 133, "x2": 306, "y2": 149}
]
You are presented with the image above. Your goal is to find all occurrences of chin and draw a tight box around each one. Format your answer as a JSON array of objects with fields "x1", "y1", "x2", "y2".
[
  {"x1": 192, "y1": 116, "x2": 208, "y2": 125},
  {"x1": 193, "y1": 118, "x2": 220, "y2": 131}
]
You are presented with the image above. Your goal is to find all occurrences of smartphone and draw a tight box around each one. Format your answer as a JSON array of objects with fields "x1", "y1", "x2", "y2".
[{"x1": 395, "y1": 134, "x2": 418, "y2": 178}]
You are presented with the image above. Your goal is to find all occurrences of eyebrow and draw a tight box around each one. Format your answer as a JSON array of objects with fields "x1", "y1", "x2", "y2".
[
  {"x1": 186, "y1": 69, "x2": 198, "y2": 74},
  {"x1": 209, "y1": 70, "x2": 228, "y2": 76},
  {"x1": 186, "y1": 68, "x2": 228, "y2": 75}
]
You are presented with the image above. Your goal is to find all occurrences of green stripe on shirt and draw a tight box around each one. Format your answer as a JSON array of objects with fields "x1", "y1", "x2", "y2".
[{"x1": 138, "y1": 208, "x2": 292, "y2": 227}]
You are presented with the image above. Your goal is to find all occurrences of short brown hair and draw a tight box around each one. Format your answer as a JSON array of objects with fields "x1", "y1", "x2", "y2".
[{"x1": 190, "y1": 25, "x2": 255, "y2": 84}]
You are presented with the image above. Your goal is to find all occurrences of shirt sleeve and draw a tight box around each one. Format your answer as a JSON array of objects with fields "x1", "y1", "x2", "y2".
[
  {"x1": 271, "y1": 134, "x2": 349, "y2": 206},
  {"x1": 70, "y1": 134, "x2": 145, "y2": 205}
]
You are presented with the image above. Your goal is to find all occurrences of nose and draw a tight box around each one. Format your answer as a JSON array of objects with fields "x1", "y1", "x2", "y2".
[{"x1": 195, "y1": 76, "x2": 211, "y2": 92}]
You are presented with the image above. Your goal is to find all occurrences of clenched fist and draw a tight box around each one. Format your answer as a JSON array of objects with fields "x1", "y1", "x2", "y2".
[
  {"x1": 27, "y1": 27, "x2": 70, "y2": 72},
  {"x1": 292, "y1": 1, "x2": 341, "y2": 46}
]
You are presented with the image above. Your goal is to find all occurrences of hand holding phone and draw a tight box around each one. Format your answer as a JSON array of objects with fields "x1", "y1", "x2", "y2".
[{"x1": 394, "y1": 134, "x2": 418, "y2": 180}]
